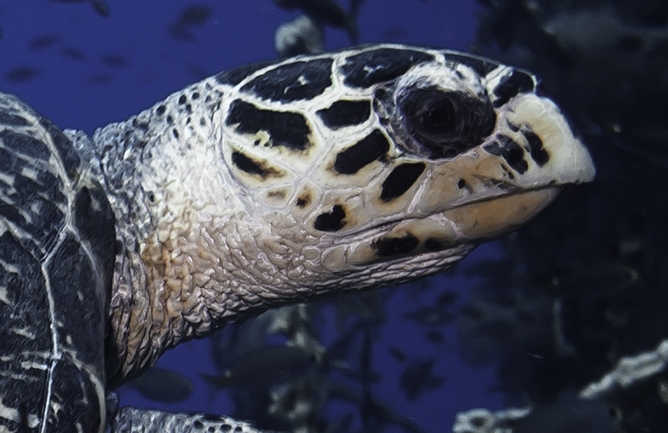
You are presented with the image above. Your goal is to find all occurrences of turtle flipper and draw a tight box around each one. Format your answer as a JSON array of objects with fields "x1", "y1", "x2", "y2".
[
  {"x1": 0, "y1": 92, "x2": 115, "y2": 433},
  {"x1": 111, "y1": 408, "x2": 273, "y2": 433}
]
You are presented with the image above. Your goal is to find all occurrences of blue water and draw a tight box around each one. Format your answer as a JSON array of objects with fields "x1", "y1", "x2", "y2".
[{"x1": 0, "y1": 1, "x2": 504, "y2": 431}]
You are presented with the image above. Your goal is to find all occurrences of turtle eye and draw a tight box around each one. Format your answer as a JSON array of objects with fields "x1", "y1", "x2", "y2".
[
  {"x1": 397, "y1": 86, "x2": 496, "y2": 158},
  {"x1": 399, "y1": 89, "x2": 460, "y2": 142}
]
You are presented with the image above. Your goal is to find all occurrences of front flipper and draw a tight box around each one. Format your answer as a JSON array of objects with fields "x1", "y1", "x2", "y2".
[{"x1": 111, "y1": 407, "x2": 275, "y2": 433}]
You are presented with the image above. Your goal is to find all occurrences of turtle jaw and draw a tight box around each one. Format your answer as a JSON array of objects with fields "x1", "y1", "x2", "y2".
[
  {"x1": 321, "y1": 186, "x2": 561, "y2": 272},
  {"x1": 438, "y1": 186, "x2": 562, "y2": 242},
  {"x1": 322, "y1": 92, "x2": 597, "y2": 270}
]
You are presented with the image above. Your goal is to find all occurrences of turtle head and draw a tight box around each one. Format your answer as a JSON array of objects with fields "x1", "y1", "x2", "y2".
[
  {"x1": 213, "y1": 46, "x2": 594, "y2": 283},
  {"x1": 97, "y1": 45, "x2": 594, "y2": 379},
  {"x1": 135, "y1": 45, "x2": 595, "y2": 312}
]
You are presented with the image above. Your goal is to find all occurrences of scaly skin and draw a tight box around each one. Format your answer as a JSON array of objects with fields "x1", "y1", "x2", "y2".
[
  {"x1": 1, "y1": 44, "x2": 596, "y2": 433},
  {"x1": 86, "y1": 45, "x2": 595, "y2": 385}
]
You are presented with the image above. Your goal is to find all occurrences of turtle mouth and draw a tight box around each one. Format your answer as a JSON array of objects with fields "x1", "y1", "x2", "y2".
[
  {"x1": 362, "y1": 183, "x2": 560, "y2": 243},
  {"x1": 321, "y1": 185, "x2": 561, "y2": 271},
  {"x1": 438, "y1": 185, "x2": 562, "y2": 241}
]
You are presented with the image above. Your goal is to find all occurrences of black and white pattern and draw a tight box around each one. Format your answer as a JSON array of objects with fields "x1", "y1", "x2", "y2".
[
  {"x1": 0, "y1": 93, "x2": 114, "y2": 433},
  {"x1": 1, "y1": 44, "x2": 595, "y2": 433}
]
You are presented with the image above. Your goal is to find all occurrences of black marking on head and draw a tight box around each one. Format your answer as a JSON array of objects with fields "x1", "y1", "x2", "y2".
[
  {"x1": 131, "y1": 118, "x2": 149, "y2": 132},
  {"x1": 444, "y1": 52, "x2": 499, "y2": 76},
  {"x1": 226, "y1": 100, "x2": 311, "y2": 151},
  {"x1": 266, "y1": 189, "x2": 288, "y2": 201},
  {"x1": 156, "y1": 105, "x2": 166, "y2": 116},
  {"x1": 380, "y1": 163, "x2": 426, "y2": 201},
  {"x1": 178, "y1": 94, "x2": 187, "y2": 105},
  {"x1": 501, "y1": 165, "x2": 516, "y2": 180},
  {"x1": 317, "y1": 99, "x2": 371, "y2": 129},
  {"x1": 241, "y1": 59, "x2": 333, "y2": 102},
  {"x1": 192, "y1": 91, "x2": 200, "y2": 99},
  {"x1": 231, "y1": 151, "x2": 279, "y2": 178},
  {"x1": 373, "y1": 233, "x2": 419, "y2": 257},
  {"x1": 296, "y1": 192, "x2": 311, "y2": 208},
  {"x1": 492, "y1": 70, "x2": 535, "y2": 107},
  {"x1": 523, "y1": 130, "x2": 549, "y2": 166},
  {"x1": 314, "y1": 205, "x2": 346, "y2": 232},
  {"x1": 215, "y1": 60, "x2": 275, "y2": 86},
  {"x1": 424, "y1": 238, "x2": 444, "y2": 251},
  {"x1": 483, "y1": 135, "x2": 528, "y2": 174},
  {"x1": 334, "y1": 129, "x2": 389, "y2": 175},
  {"x1": 340, "y1": 48, "x2": 434, "y2": 88}
]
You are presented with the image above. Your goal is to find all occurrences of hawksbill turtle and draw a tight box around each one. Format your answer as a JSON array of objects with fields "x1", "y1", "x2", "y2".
[{"x1": 0, "y1": 44, "x2": 595, "y2": 432}]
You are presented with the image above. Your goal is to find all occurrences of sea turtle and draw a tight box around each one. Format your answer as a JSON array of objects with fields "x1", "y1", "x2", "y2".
[{"x1": 0, "y1": 44, "x2": 595, "y2": 432}]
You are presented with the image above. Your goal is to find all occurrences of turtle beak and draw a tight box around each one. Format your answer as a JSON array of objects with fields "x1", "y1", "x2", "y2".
[
  {"x1": 408, "y1": 91, "x2": 595, "y2": 245},
  {"x1": 438, "y1": 92, "x2": 596, "y2": 242},
  {"x1": 440, "y1": 188, "x2": 560, "y2": 240}
]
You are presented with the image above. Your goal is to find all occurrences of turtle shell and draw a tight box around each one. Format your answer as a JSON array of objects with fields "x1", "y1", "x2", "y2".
[{"x1": 0, "y1": 93, "x2": 116, "y2": 432}]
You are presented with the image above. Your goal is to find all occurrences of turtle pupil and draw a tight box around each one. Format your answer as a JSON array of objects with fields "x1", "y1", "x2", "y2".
[
  {"x1": 396, "y1": 85, "x2": 496, "y2": 159},
  {"x1": 400, "y1": 88, "x2": 460, "y2": 143},
  {"x1": 418, "y1": 96, "x2": 457, "y2": 139}
]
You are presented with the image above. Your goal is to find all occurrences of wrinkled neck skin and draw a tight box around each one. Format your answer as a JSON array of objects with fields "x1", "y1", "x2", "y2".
[{"x1": 90, "y1": 78, "x2": 473, "y2": 385}]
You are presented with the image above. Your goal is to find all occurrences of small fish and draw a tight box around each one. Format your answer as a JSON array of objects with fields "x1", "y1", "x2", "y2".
[
  {"x1": 380, "y1": 27, "x2": 409, "y2": 40},
  {"x1": 167, "y1": 5, "x2": 213, "y2": 42},
  {"x1": 201, "y1": 345, "x2": 316, "y2": 391},
  {"x1": 403, "y1": 307, "x2": 453, "y2": 326},
  {"x1": 388, "y1": 346, "x2": 407, "y2": 363},
  {"x1": 89, "y1": 0, "x2": 109, "y2": 17},
  {"x1": 334, "y1": 290, "x2": 386, "y2": 332},
  {"x1": 275, "y1": 15, "x2": 324, "y2": 57},
  {"x1": 273, "y1": 0, "x2": 358, "y2": 43},
  {"x1": 127, "y1": 367, "x2": 194, "y2": 404},
  {"x1": 61, "y1": 47, "x2": 87, "y2": 61},
  {"x1": 167, "y1": 25, "x2": 195, "y2": 43},
  {"x1": 176, "y1": 5, "x2": 213, "y2": 27},
  {"x1": 399, "y1": 358, "x2": 444, "y2": 401},
  {"x1": 5, "y1": 67, "x2": 38, "y2": 83},
  {"x1": 101, "y1": 54, "x2": 128, "y2": 68},
  {"x1": 50, "y1": 0, "x2": 110, "y2": 17},
  {"x1": 349, "y1": 0, "x2": 365, "y2": 19},
  {"x1": 463, "y1": 258, "x2": 513, "y2": 286},
  {"x1": 511, "y1": 393, "x2": 620, "y2": 433},
  {"x1": 424, "y1": 330, "x2": 445, "y2": 344},
  {"x1": 436, "y1": 291, "x2": 459, "y2": 309},
  {"x1": 28, "y1": 34, "x2": 61, "y2": 51}
]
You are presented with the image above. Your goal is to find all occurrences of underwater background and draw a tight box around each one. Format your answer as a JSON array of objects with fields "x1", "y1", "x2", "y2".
[{"x1": 1, "y1": 1, "x2": 667, "y2": 432}]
